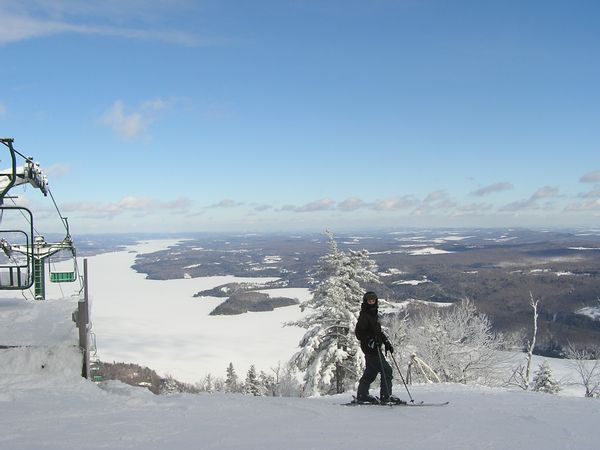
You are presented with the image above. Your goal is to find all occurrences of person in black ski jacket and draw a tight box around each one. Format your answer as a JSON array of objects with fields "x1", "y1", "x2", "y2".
[{"x1": 354, "y1": 291, "x2": 400, "y2": 403}]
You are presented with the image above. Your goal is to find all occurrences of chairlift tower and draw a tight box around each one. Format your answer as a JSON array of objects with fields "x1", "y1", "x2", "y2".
[{"x1": 0, "y1": 138, "x2": 78, "y2": 299}]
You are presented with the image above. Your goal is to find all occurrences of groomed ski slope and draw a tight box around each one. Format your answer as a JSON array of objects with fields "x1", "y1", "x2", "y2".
[{"x1": 1, "y1": 357, "x2": 598, "y2": 450}]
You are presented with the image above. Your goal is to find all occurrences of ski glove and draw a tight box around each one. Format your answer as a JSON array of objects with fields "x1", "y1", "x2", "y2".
[{"x1": 384, "y1": 341, "x2": 394, "y2": 354}]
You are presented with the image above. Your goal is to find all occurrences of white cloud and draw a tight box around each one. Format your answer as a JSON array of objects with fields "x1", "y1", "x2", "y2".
[
  {"x1": 295, "y1": 198, "x2": 336, "y2": 212},
  {"x1": 163, "y1": 198, "x2": 191, "y2": 210},
  {"x1": 100, "y1": 101, "x2": 144, "y2": 139},
  {"x1": 413, "y1": 191, "x2": 457, "y2": 214},
  {"x1": 531, "y1": 186, "x2": 559, "y2": 200},
  {"x1": 471, "y1": 182, "x2": 513, "y2": 196},
  {"x1": 44, "y1": 163, "x2": 70, "y2": 178},
  {"x1": 499, "y1": 199, "x2": 536, "y2": 212},
  {"x1": 208, "y1": 199, "x2": 243, "y2": 209},
  {"x1": 578, "y1": 189, "x2": 600, "y2": 199},
  {"x1": 423, "y1": 190, "x2": 448, "y2": 203},
  {"x1": 499, "y1": 186, "x2": 560, "y2": 212},
  {"x1": 580, "y1": 171, "x2": 600, "y2": 183},
  {"x1": 62, "y1": 196, "x2": 190, "y2": 218},
  {"x1": 565, "y1": 199, "x2": 600, "y2": 212},
  {"x1": 456, "y1": 203, "x2": 494, "y2": 213},
  {"x1": 100, "y1": 99, "x2": 168, "y2": 140},
  {"x1": 372, "y1": 196, "x2": 415, "y2": 211},
  {"x1": 0, "y1": 3, "x2": 203, "y2": 46},
  {"x1": 338, "y1": 197, "x2": 367, "y2": 211}
]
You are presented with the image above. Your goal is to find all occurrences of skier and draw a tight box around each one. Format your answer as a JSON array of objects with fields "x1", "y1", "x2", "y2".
[{"x1": 354, "y1": 291, "x2": 401, "y2": 404}]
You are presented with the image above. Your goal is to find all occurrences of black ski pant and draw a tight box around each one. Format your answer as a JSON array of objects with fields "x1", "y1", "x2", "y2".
[{"x1": 357, "y1": 352, "x2": 393, "y2": 399}]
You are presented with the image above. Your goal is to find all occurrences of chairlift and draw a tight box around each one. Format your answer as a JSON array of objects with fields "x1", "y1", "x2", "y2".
[
  {"x1": 0, "y1": 208, "x2": 35, "y2": 290},
  {"x1": 48, "y1": 246, "x2": 78, "y2": 283},
  {"x1": 0, "y1": 138, "x2": 79, "y2": 298}
]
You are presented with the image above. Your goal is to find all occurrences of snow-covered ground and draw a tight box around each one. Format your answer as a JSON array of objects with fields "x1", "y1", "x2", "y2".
[
  {"x1": 408, "y1": 247, "x2": 454, "y2": 256},
  {"x1": 2, "y1": 239, "x2": 600, "y2": 449},
  {"x1": 1, "y1": 367, "x2": 599, "y2": 450},
  {"x1": 576, "y1": 306, "x2": 600, "y2": 321}
]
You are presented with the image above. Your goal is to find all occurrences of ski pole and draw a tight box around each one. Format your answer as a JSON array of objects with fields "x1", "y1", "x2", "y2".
[{"x1": 388, "y1": 351, "x2": 415, "y2": 403}]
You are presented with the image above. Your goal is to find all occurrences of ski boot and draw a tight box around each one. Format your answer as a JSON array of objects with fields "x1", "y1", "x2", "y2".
[{"x1": 355, "y1": 394, "x2": 379, "y2": 404}]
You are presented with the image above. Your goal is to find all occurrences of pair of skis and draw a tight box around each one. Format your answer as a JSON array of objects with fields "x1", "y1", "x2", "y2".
[{"x1": 344, "y1": 395, "x2": 449, "y2": 407}]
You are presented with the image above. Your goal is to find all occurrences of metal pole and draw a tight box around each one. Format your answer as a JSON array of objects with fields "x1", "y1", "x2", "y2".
[
  {"x1": 388, "y1": 351, "x2": 415, "y2": 403},
  {"x1": 78, "y1": 258, "x2": 90, "y2": 378}
]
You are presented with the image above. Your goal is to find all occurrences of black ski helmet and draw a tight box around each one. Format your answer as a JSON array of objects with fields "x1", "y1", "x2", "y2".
[{"x1": 363, "y1": 291, "x2": 378, "y2": 303}]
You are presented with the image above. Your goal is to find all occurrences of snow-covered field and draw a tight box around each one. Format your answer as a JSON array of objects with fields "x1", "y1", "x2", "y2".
[{"x1": 2, "y1": 239, "x2": 600, "y2": 449}]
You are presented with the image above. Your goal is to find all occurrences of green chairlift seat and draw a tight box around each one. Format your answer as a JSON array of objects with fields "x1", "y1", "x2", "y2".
[{"x1": 50, "y1": 271, "x2": 77, "y2": 283}]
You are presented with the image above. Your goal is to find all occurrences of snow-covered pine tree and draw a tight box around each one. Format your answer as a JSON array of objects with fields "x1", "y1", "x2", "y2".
[
  {"x1": 259, "y1": 370, "x2": 277, "y2": 396},
  {"x1": 244, "y1": 365, "x2": 263, "y2": 396},
  {"x1": 532, "y1": 361, "x2": 560, "y2": 394},
  {"x1": 225, "y1": 362, "x2": 240, "y2": 393},
  {"x1": 159, "y1": 375, "x2": 184, "y2": 394},
  {"x1": 286, "y1": 230, "x2": 379, "y2": 396}
]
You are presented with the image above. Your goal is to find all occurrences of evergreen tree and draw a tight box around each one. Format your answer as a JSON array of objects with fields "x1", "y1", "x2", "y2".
[
  {"x1": 532, "y1": 361, "x2": 560, "y2": 394},
  {"x1": 259, "y1": 370, "x2": 277, "y2": 396},
  {"x1": 159, "y1": 375, "x2": 183, "y2": 395},
  {"x1": 287, "y1": 230, "x2": 379, "y2": 396},
  {"x1": 225, "y1": 362, "x2": 240, "y2": 393},
  {"x1": 244, "y1": 365, "x2": 262, "y2": 396},
  {"x1": 203, "y1": 374, "x2": 214, "y2": 393}
]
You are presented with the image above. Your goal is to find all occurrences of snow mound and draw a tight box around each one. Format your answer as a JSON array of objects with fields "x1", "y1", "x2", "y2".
[{"x1": 0, "y1": 344, "x2": 82, "y2": 378}]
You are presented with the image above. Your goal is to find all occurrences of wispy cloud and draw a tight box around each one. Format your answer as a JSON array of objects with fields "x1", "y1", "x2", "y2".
[
  {"x1": 499, "y1": 199, "x2": 535, "y2": 212},
  {"x1": 208, "y1": 199, "x2": 244, "y2": 209},
  {"x1": 565, "y1": 199, "x2": 600, "y2": 212},
  {"x1": 44, "y1": 163, "x2": 70, "y2": 178},
  {"x1": 499, "y1": 186, "x2": 560, "y2": 212},
  {"x1": 471, "y1": 182, "x2": 513, "y2": 196},
  {"x1": 62, "y1": 196, "x2": 190, "y2": 218},
  {"x1": 413, "y1": 191, "x2": 457, "y2": 214},
  {"x1": 578, "y1": 189, "x2": 600, "y2": 199},
  {"x1": 0, "y1": 2, "x2": 207, "y2": 46},
  {"x1": 338, "y1": 197, "x2": 367, "y2": 211},
  {"x1": 100, "y1": 99, "x2": 168, "y2": 140},
  {"x1": 372, "y1": 196, "x2": 416, "y2": 211},
  {"x1": 531, "y1": 186, "x2": 559, "y2": 200},
  {"x1": 295, "y1": 198, "x2": 336, "y2": 212},
  {"x1": 456, "y1": 203, "x2": 494, "y2": 213},
  {"x1": 580, "y1": 170, "x2": 600, "y2": 183}
]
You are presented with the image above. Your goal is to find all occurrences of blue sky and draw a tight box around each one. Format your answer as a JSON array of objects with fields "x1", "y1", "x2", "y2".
[{"x1": 1, "y1": 0, "x2": 599, "y2": 234}]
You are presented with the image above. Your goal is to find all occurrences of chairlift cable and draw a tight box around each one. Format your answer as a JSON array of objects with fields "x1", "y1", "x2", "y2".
[
  {"x1": 7, "y1": 144, "x2": 31, "y2": 162},
  {"x1": 47, "y1": 188, "x2": 70, "y2": 235}
]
